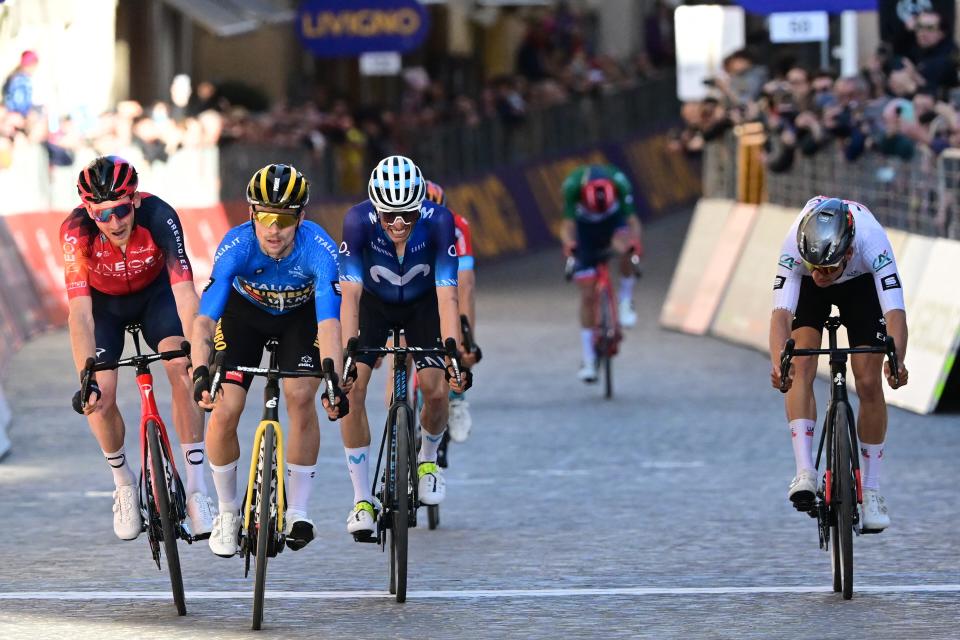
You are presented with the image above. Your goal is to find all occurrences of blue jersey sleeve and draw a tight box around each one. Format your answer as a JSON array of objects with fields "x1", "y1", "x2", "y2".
[
  {"x1": 302, "y1": 222, "x2": 343, "y2": 322},
  {"x1": 339, "y1": 206, "x2": 366, "y2": 284},
  {"x1": 433, "y1": 210, "x2": 459, "y2": 287},
  {"x1": 198, "y1": 226, "x2": 250, "y2": 320}
]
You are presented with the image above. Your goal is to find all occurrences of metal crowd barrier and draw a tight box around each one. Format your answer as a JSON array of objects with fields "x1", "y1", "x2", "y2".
[{"x1": 702, "y1": 133, "x2": 959, "y2": 240}]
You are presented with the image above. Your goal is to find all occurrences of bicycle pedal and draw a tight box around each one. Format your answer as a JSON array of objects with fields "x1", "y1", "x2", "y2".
[
  {"x1": 860, "y1": 527, "x2": 884, "y2": 535},
  {"x1": 352, "y1": 531, "x2": 377, "y2": 544}
]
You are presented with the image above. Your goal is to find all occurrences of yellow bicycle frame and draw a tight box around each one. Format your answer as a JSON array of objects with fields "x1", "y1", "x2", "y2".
[{"x1": 243, "y1": 420, "x2": 286, "y2": 535}]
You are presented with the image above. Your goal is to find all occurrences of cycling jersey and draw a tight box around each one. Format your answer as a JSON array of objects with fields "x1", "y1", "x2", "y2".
[
  {"x1": 773, "y1": 197, "x2": 906, "y2": 315},
  {"x1": 561, "y1": 164, "x2": 637, "y2": 225},
  {"x1": 60, "y1": 193, "x2": 193, "y2": 298},
  {"x1": 198, "y1": 220, "x2": 341, "y2": 322},
  {"x1": 339, "y1": 199, "x2": 459, "y2": 304},
  {"x1": 452, "y1": 211, "x2": 474, "y2": 271}
]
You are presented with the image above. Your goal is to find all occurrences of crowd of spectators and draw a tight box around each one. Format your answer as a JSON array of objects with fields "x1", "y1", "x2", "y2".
[
  {"x1": 671, "y1": 8, "x2": 960, "y2": 175},
  {"x1": 1, "y1": 2, "x2": 670, "y2": 194}
]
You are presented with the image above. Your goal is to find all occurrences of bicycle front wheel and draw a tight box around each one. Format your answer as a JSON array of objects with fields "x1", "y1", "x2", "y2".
[
  {"x1": 392, "y1": 407, "x2": 411, "y2": 603},
  {"x1": 598, "y1": 287, "x2": 614, "y2": 399},
  {"x1": 832, "y1": 405, "x2": 854, "y2": 600},
  {"x1": 147, "y1": 420, "x2": 186, "y2": 616},
  {"x1": 253, "y1": 425, "x2": 276, "y2": 630}
]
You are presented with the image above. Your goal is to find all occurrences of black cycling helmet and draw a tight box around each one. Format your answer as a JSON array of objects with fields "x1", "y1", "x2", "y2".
[
  {"x1": 246, "y1": 163, "x2": 310, "y2": 210},
  {"x1": 796, "y1": 198, "x2": 856, "y2": 267},
  {"x1": 77, "y1": 155, "x2": 138, "y2": 204}
]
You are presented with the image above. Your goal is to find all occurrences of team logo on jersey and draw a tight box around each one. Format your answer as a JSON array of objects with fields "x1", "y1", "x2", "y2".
[
  {"x1": 289, "y1": 265, "x2": 308, "y2": 280},
  {"x1": 447, "y1": 244, "x2": 457, "y2": 257},
  {"x1": 880, "y1": 273, "x2": 901, "y2": 291},
  {"x1": 872, "y1": 250, "x2": 893, "y2": 272},
  {"x1": 339, "y1": 241, "x2": 350, "y2": 256},
  {"x1": 331, "y1": 280, "x2": 342, "y2": 296},
  {"x1": 369, "y1": 264, "x2": 430, "y2": 286},
  {"x1": 773, "y1": 275, "x2": 786, "y2": 290},
  {"x1": 778, "y1": 254, "x2": 798, "y2": 270}
]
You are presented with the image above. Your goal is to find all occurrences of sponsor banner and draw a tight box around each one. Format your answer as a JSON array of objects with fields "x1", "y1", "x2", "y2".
[
  {"x1": 682, "y1": 203, "x2": 758, "y2": 335},
  {"x1": 660, "y1": 199, "x2": 735, "y2": 330},
  {"x1": 0, "y1": 383, "x2": 9, "y2": 461},
  {"x1": 297, "y1": 0, "x2": 430, "y2": 58},
  {"x1": 0, "y1": 217, "x2": 49, "y2": 369},
  {"x1": 710, "y1": 202, "x2": 796, "y2": 351},
  {"x1": 4, "y1": 205, "x2": 230, "y2": 327},
  {"x1": 885, "y1": 238, "x2": 960, "y2": 414}
]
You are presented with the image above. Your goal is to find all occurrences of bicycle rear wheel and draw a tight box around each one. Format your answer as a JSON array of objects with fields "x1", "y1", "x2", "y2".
[
  {"x1": 598, "y1": 287, "x2": 614, "y2": 399},
  {"x1": 832, "y1": 406, "x2": 854, "y2": 600},
  {"x1": 253, "y1": 425, "x2": 275, "y2": 630},
  {"x1": 147, "y1": 420, "x2": 186, "y2": 616},
  {"x1": 392, "y1": 407, "x2": 411, "y2": 602}
]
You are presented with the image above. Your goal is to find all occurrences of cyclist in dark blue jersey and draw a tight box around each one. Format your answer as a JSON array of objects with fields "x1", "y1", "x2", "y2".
[
  {"x1": 339, "y1": 155, "x2": 472, "y2": 537},
  {"x1": 190, "y1": 163, "x2": 348, "y2": 558}
]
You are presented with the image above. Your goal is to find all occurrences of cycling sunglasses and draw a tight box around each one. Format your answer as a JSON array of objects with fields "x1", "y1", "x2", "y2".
[
  {"x1": 802, "y1": 258, "x2": 844, "y2": 275},
  {"x1": 87, "y1": 202, "x2": 134, "y2": 223},
  {"x1": 252, "y1": 209, "x2": 300, "y2": 229},
  {"x1": 378, "y1": 208, "x2": 421, "y2": 226}
]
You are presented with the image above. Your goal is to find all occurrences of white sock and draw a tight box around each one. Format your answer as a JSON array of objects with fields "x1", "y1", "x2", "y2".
[
  {"x1": 180, "y1": 442, "x2": 207, "y2": 496},
  {"x1": 580, "y1": 328, "x2": 595, "y2": 366},
  {"x1": 209, "y1": 459, "x2": 239, "y2": 514},
  {"x1": 789, "y1": 419, "x2": 816, "y2": 472},
  {"x1": 419, "y1": 428, "x2": 446, "y2": 464},
  {"x1": 860, "y1": 442, "x2": 884, "y2": 490},
  {"x1": 103, "y1": 446, "x2": 136, "y2": 487},
  {"x1": 285, "y1": 462, "x2": 317, "y2": 514},
  {"x1": 345, "y1": 447, "x2": 372, "y2": 503},
  {"x1": 619, "y1": 276, "x2": 635, "y2": 304}
]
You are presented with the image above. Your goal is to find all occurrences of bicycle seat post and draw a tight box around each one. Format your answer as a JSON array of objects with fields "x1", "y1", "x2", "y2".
[
  {"x1": 126, "y1": 324, "x2": 143, "y2": 357},
  {"x1": 265, "y1": 338, "x2": 280, "y2": 371},
  {"x1": 825, "y1": 317, "x2": 845, "y2": 368}
]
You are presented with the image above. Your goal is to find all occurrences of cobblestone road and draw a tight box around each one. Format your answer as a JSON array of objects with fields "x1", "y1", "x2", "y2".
[{"x1": 1, "y1": 210, "x2": 957, "y2": 639}]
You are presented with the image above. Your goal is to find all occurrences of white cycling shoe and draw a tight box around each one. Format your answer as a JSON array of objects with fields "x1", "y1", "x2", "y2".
[
  {"x1": 347, "y1": 498, "x2": 380, "y2": 537},
  {"x1": 209, "y1": 510, "x2": 241, "y2": 557},
  {"x1": 618, "y1": 300, "x2": 637, "y2": 328},
  {"x1": 417, "y1": 462, "x2": 446, "y2": 505},
  {"x1": 112, "y1": 484, "x2": 143, "y2": 541},
  {"x1": 447, "y1": 398, "x2": 472, "y2": 443},
  {"x1": 860, "y1": 489, "x2": 890, "y2": 532},
  {"x1": 577, "y1": 362, "x2": 598, "y2": 383},
  {"x1": 186, "y1": 492, "x2": 216, "y2": 539},
  {"x1": 788, "y1": 468, "x2": 818, "y2": 509}
]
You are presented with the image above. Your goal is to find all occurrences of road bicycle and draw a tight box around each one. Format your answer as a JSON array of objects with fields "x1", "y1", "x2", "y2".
[
  {"x1": 344, "y1": 333, "x2": 462, "y2": 602},
  {"x1": 209, "y1": 340, "x2": 340, "y2": 630},
  {"x1": 779, "y1": 316, "x2": 900, "y2": 600},
  {"x1": 79, "y1": 323, "x2": 194, "y2": 615}
]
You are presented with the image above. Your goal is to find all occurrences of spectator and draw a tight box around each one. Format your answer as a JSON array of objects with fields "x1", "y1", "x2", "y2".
[
  {"x1": 910, "y1": 10, "x2": 959, "y2": 98},
  {"x1": 644, "y1": 1, "x2": 676, "y2": 69},
  {"x1": 3, "y1": 50, "x2": 39, "y2": 116}
]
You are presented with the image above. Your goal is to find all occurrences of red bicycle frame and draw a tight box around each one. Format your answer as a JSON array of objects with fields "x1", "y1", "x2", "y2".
[
  {"x1": 135, "y1": 370, "x2": 180, "y2": 504},
  {"x1": 593, "y1": 261, "x2": 621, "y2": 357}
]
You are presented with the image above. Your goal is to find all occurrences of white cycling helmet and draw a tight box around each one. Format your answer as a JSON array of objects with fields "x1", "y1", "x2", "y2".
[{"x1": 368, "y1": 155, "x2": 426, "y2": 213}]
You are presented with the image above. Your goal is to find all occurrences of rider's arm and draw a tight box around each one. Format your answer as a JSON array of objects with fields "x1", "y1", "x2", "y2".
[
  {"x1": 309, "y1": 225, "x2": 345, "y2": 377},
  {"x1": 67, "y1": 296, "x2": 97, "y2": 377},
  {"x1": 434, "y1": 210, "x2": 462, "y2": 347},
  {"x1": 884, "y1": 309, "x2": 908, "y2": 366},
  {"x1": 457, "y1": 269, "x2": 476, "y2": 335},
  {"x1": 770, "y1": 221, "x2": 804, "y2": 372},
  {"x1": 190, "y1": 228, "x2": 246, "y2": 370},
  {"x1": 145, "y1": 196, "x2": 195, "y2": 286},
  {"x1": 859, "y1": 216, "x2": 907, "y2": 362},
  {"x1": 171, "y1": 281, "x2": 199, "y2": 346},
  {"x1": 560, "y1": 170, "x2": 580, "y2": 253},
  {"x1": 339, "y1": 281, "x2": 362, "y2": 348},
  {"x1": 338, "y1": 208, "x2": 366, "y2": 347}
]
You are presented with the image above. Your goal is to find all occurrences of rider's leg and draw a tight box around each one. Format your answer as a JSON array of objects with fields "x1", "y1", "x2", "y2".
[
  {"x1": 158, "y1": 336, "x2": 207, "y2": 495},
  {"x1": 283, "y1": 376, "x2": 322, "y2": 513},
  {"x1": 85, "y1": 369, "x2": 135, "y2": 486},
  {"x1": 342, "y1": 363, "x2": 374, "y2": 504},
  {"x1": 852, "y1": 352, "x2": 887, "y2": 489},
  {"x1": 417, "y1": 367, "x2": 448, "y2": 462},
  {"x1": 785, "y1": 326, "x2": 822, "y2": 474},
  {"x1": 205, "y1": 382, "x2": 247, "y2": 513},
  {"x1": 611, "y1": 230, "x2": 636, "y2": 312},
  {"x1": 576, "y1": 273, "x2": 597, "y2": 368}
]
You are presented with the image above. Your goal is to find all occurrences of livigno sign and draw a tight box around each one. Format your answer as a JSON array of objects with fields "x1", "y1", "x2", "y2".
[{"x1": 297, "y1": 0, "x2": 430, "y2": 57}]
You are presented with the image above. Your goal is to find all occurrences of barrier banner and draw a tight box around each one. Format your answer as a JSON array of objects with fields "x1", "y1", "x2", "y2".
[
  {"x1": 297, "y1": 0, "x2": 430, "y2": 57},
  {"x1": 0, "y1": 217, "x2": 48, "y2": 368}
]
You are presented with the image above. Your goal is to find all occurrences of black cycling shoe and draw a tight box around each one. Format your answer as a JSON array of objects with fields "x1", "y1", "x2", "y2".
[{"x1": 285, "y1": 518, "x2": 316, "y2": 551}]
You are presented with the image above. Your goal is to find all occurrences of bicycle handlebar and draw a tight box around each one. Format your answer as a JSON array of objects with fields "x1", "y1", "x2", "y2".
[
  {"x1": 343, "y1": 336, "x2": 463, "y2": 386},
  {"x1": 79, "y1": 342, "x2": 191, "y2": 410},
  {"x1": 778, "y1": 336, "x2": 900, "y2": 393},
  {"x1": 563, "y1": 246, "x2": 639, "y2": 282}
]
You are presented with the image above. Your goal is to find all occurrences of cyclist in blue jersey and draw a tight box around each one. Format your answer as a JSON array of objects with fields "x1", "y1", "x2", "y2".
[
  {"x1": 190, "y1": 163, "x2": 348, "y2": 557},
  {"x1": 339, "y1": 155, "x2": 473, "y2": 537}
]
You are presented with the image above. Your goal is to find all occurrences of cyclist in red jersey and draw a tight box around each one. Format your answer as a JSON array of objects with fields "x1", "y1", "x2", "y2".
[
  {"x1": 425, "y1": 180, "x2": 479, "y2": 446},
  {"x1": 63, "y1": 156, "x2": 213, "y2": 542}
]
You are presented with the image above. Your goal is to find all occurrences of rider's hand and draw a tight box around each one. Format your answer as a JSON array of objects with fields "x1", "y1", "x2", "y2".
[
  {"x1": 461, "y1": 350, "x2": 479, "y2": 368},
  {"x1": 885, "y1": 359, "x2": 909, "y2": 389},
  {"x1": 562, "y1": 240, "x2": 577, "y2": 258},
  {"x1": 321, "y1": 382, "x2": 350, "y2": 421},
  {"x1": 192, "y1": 365, "x2": 217, "y2": 410},
  {"x1": 72, "y1": 380, "x2": 102, "y2": 415},
  {"x1": 771, "y1": 362, "x2": 793, "y2": 391},
  {"x1": 446, "y1": 363, "x2": 473, "y2": 393}
]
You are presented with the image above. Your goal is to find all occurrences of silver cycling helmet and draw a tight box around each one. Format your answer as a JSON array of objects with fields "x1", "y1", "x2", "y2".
[{"x1": 796, "y1": 198, "x2": 856, "y2": 267}]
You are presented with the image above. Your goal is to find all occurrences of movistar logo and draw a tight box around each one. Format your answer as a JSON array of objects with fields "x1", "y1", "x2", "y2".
[
  {"x1": 348, "y1": 453, "x2": 366, "y2": 464},
  {"x1": 369, "y1": 264, "x2": 429, "y2": 286}
]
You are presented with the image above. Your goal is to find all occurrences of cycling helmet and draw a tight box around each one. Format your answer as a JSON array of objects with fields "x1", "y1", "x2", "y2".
[
  {"x1": 796, "y1": 198, "x2": 856, "y2": 267},
  {"x1": 425, "y1": 180, "x2": 446, "y2": 206},
  {"x1": 246, "y1": 163, "x2": 310, "y2": 210},
  {"x1": 581, "y1": 177, "x2": 616, "y2": 214},
  {"x1": 368, "y1": 155, "x2": 426, "y2": 213},
  {"x1": 77, "y1": 156, "x2": 138, "y2": 204}
]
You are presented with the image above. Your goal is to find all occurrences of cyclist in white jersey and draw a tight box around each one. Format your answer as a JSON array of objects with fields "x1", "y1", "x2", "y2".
[{"x1": 769, "y1": 197, "x2": 909, "y2": 532}]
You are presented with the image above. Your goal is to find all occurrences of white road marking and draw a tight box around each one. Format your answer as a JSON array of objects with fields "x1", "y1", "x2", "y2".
[{"x1": 2, "y1": 584, "x2": 959, "y2": 601}]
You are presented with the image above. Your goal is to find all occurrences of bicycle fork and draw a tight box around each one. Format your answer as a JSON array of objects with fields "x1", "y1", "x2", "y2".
[{"x1": 244, "y1": 421, "x2": 287, "y2": 537}]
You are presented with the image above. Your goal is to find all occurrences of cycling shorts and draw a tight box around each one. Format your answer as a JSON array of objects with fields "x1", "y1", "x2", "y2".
[
  {"x1": 356, "y1": 289, "x2": 444, "y2": 371},
  {"x1": 793, "y1": 274, "x2": 886, "y2": 346},
  {"x1": 573, "y1": 217, "x2": 629, "y2": 277},
  {"x1": 214, "y1": 289, "x2": 320, "y2": 390},
  {"x1": 91, "y1": 271, "x2": 183, "y2": 363}
]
